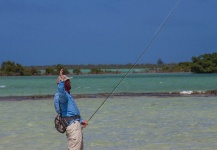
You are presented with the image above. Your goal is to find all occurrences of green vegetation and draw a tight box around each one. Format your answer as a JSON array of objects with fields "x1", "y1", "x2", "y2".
[
  {"x1": 157, "y1": 58, "x2": 164, "y2": 65},
  {"x1": 0, "y1": 61, "x2": 40, "y2": 76},
  {"x1": 191, "y1": 53, "x2": 217, "y2": 73},
  {"x1": 90, "y1": 68, "x2": 104, "y2": 74},
  {"x1": 161, "y1": 53, "x2": 217, "y2": 73},
  {"x1": 0, "y1": 53, "x2": 216, "y2": 76},
  {"x1": 73, "y1": 68, "x2": 81, "y2": 75},
  {"x1": 161, "y1": 62, "x2": 192, "y2": 72}
]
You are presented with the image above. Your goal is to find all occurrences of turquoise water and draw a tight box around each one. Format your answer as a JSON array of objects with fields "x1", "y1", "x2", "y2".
[
  {"x1": 0, "y1": 73, "x2": 217, "y2": 149},
  {"x1": 0, "y1": 96, "x2": 217, "y2": 150},
  {"x1": 0, "y1": 73, "x2": 217, "y2": 97}
]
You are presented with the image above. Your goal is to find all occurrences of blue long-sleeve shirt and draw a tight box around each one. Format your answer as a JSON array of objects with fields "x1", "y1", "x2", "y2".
[{"x1": 54, "y1": 81, "x2": 82, "y2": 125}]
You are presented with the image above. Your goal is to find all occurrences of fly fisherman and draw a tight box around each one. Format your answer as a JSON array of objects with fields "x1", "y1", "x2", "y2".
[{"x1": 54, "y1": 68, "x2": 88, "y2": 150}]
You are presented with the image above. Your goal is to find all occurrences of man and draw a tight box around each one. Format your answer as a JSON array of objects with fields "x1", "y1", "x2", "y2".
[{"x1": 54, "y1": 69, "x2": 88, "y2": 150}]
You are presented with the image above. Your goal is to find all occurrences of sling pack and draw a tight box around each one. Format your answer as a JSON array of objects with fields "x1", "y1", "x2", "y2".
[{"x1": 54, "y1": 101, "x2": 67, "y2": 133}]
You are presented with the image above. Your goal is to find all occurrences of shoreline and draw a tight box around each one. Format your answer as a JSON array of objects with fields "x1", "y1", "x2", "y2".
[{"x1": 0, "y1": 90, "x2": 217, "y2": 101}]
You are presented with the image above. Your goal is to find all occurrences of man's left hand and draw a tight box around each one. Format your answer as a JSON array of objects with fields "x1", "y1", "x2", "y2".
[{"x1": 81, "y1": 120, "x2": 88, "y2": 128}]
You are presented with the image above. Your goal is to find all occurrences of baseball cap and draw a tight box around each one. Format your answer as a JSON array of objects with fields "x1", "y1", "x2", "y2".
[{"x1": 56, "y1": 75, "x2": 73, "y2": 84}]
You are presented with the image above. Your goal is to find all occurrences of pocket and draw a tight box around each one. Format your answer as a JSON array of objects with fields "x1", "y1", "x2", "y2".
[
  {"x1": 66, "y1": 121, "x2": 83, "y2": 144},
  {"x1": 66, "y1": 121, "x2": 80, "y2": 132}
]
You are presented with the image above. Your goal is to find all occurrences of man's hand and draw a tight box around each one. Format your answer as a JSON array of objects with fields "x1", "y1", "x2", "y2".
[
  {"x1": 81, "y1": 120, "x2": 88, "y2": 128},
  {"x1": 60, "y1": 69, "x2": 64, "y2": 80}
]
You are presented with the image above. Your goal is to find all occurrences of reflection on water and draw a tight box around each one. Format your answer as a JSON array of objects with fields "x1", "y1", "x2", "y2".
[{"x1": 0, "y1": 96, "x2": 217, "y2": 150}]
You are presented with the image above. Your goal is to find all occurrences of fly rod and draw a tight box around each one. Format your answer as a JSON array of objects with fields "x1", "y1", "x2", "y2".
[{"x1": 87, "y1": 0, "x2": 181, "y2": 122}]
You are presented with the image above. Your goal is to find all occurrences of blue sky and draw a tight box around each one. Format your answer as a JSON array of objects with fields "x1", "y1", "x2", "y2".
[{"x1": 0, "y1": 0, "x2": 217, "y2": 66}]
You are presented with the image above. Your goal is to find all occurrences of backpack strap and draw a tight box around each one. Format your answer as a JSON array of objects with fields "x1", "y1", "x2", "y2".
[
  {"x1": 59, "y1": 100, "x2": 62, "y2": 117},
  {"x1": 58, "y1": 100, "x2": 69, "y2": 126}
]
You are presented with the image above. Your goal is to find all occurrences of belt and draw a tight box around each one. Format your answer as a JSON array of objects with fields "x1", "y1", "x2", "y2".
[{"x1": 63, "y1": 115, "x2": 81, "y2": 123}]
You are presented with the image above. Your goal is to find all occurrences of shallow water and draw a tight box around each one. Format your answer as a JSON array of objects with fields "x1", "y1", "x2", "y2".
[{"x1": 1, "y1": 96, "x2": 217, "y2": 150}]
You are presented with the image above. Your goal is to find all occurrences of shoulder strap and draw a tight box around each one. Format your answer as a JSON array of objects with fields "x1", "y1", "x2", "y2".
[{"x1": 58, "y1": 100, "x2": 63, "y2": 117}]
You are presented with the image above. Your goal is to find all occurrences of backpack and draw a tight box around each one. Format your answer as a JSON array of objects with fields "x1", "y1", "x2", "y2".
[{"x1": 54, "y1": 100, "x2": 67, "y2": 133}]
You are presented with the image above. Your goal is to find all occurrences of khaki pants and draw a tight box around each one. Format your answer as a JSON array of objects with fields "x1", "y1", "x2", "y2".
[{"x1": 66, "y1": 121, "x2": 83, "y2": 150}]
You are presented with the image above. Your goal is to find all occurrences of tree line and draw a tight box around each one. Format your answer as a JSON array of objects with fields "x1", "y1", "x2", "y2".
[
  {"x1": 161, "y1": 53, "x2": 217, "y2": 73},
  {"x1": 0, "y1": 52, "x2": 217, "y2": 76}
]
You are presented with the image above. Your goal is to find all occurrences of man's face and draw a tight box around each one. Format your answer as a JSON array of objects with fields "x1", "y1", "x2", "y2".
[{"x1": 64, "y1": 80, "x2": 71, "y2": 93}]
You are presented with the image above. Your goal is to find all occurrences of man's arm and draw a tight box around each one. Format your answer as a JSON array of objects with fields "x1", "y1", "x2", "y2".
[{"x1": 58, "y1": 69, "x2": 67, "y2": 103}]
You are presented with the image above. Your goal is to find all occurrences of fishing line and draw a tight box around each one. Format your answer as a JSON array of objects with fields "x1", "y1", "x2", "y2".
[
  {"x1": 154, "y1": 0, "x2": 181, "y2": 35},
  {"x1": 87, "y1": 0, "x2": 181, "y2": 122}
]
